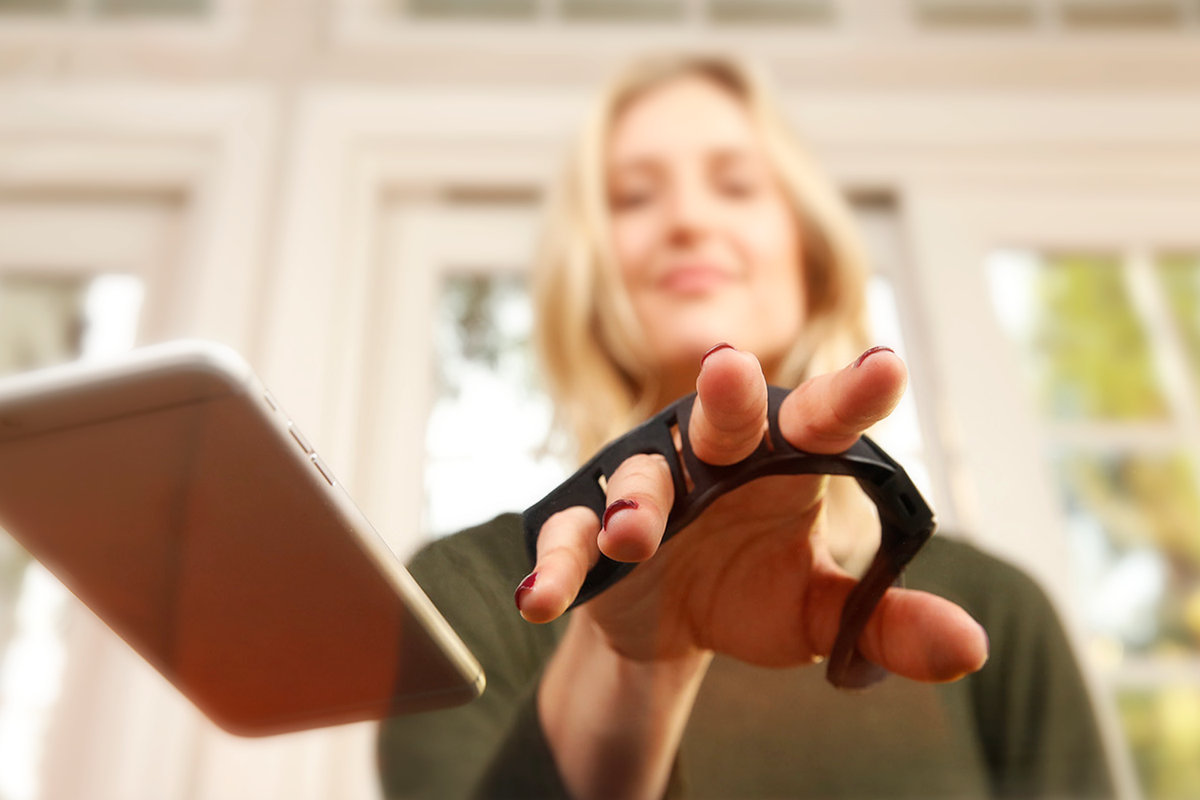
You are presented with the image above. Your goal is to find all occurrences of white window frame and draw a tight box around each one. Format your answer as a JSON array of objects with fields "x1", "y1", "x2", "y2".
[{"x1": 904, "y1": 186, "x2": 1200, "y2": 800}]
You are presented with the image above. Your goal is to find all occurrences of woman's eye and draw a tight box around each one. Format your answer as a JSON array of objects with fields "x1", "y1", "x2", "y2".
[
  {"x1": 716, "y1": 171, "x2": 760, "y2": 199},
  {"x1": 611, "y1": 186, "x2": 655, "y2": 211}
]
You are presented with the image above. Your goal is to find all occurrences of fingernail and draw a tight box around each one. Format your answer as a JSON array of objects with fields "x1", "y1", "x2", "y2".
[
  {"x1": 979, "y1": 624, "x2": 991, "y2": 668},
  {"x1": 514, "y1": 572, "x2": 537, "y2": 611},
  {"x1": 853, "y1": 345, "x2": 895, "y2": 369},
  {"x1": 700, "y1": 342, "x2": 735, "y2": 369},
  {"x1": 602, "y1": 498, "x2": 639, "y2": 531}
]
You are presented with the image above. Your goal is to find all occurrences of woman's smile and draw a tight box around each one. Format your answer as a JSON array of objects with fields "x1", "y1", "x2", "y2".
[{"x1": 655, "y1": 262, "x2": 737, "y2": 295}]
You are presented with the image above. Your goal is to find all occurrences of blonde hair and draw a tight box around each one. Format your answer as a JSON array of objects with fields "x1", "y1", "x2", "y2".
[{"x1": 533, "y1": 54, "x2": 872, "y2": 463}]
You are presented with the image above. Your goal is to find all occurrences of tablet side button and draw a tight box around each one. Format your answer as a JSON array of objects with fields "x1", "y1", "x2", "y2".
[
  {"x1": 312, "y1": 455, "x2": 336, "y2": 486},
  {"x1": 288, "y1": 422, "x2": 314, "y2": 454},
  {"x1": 263, "y1": 391, "x2": 278, "y2": 412}
]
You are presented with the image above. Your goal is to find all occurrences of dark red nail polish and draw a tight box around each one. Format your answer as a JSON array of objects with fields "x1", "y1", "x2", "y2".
[
  {"x1": 853, "y1": 345, "x2": 895, "y2": 369},
  {"x1": 514, "y1": 572, "x2": 537, "y2": 611},
  {"x1": 602, "y1": 498, "x2": 639, "y2": 531},
  {"x1": 700, "y1": 342, "x2": 734, "y2": 368}
]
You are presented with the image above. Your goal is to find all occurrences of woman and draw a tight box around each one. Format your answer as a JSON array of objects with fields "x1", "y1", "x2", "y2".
[{"x1": 378, "y1": 55, "x2": 1115, "y2": 799}]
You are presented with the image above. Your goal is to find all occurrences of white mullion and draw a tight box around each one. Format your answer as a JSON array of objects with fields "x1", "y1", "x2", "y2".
[
  {"x1": 1034, "y1": 0, "x2": 1056, "y2": 33},
  {"x1": 856, "y1": 201, "x2": 962, "y2": 529},
  {"x1": 1124, "y1": 247, "x2": 1200, "y2": 487}
]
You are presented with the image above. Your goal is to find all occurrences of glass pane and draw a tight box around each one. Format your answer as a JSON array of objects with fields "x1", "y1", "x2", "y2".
[
  {"x1": 404, "y1": 0, "x2": 537, "y2": 20},
  {"x1": 92, "y1": 0, "x2": 207, "y2": 16},
  {"x1": 0, "y1": 276, "x2": 86, "y2": 377},
  {"x1": 913, "y1": 0, "x2": 1037, "y2": 29},
  {"x1": 1158, "y1": 253, "x2": 1200, "y2": 398},
  {"x1": 560, "y1": 0, "x2": 682, "y2": 22},
  {"x1": 708, "y1": 0, "x2": 833, "y2": 25},
  {"x1": 1059, "y1": 0, "x2": 1184, "y2": 30},
  {"x1": 1058, "y1": 450, "x2": 1200, "y2": 656},
  {"x1": 0, "y1": 273, "x2": 144, "y2": 377},
  {"x1": 1118, "y1": 686, "x2": 1200, "y2": 800},
  {"x1": 0, "y1": 0, "x2": 68, "y2": 14},
  {"x1": 424, "y1": 273, "x2": 567, "y2": 537},
  {"x1": 988, "y1": 250, "x2": 1169, "y2": 421}
]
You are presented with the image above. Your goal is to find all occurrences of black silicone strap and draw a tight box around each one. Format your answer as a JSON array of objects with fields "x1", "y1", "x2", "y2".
[{"x1": 522, "y1": 385, "x2": 936, "y2": 688}]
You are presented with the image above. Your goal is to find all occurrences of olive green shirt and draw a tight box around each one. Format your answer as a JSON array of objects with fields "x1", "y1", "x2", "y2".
[{"x1": 378, "y1": 513, "x2": 1115, "y2": 799}]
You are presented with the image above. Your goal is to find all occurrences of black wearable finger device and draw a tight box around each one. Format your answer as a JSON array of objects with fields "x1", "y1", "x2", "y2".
[{"x1": 522, "y1": 385, "x2": 937, "y2": 689}]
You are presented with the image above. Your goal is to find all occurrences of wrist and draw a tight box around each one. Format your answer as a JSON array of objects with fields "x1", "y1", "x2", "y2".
[{"x1": 539, "y1": 611, "x2": 712, "y2": 800}]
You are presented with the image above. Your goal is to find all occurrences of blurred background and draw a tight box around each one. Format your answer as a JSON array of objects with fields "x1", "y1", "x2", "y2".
[{"x1": 0, "y1": 0, "x2": 1198, "y2": 798}]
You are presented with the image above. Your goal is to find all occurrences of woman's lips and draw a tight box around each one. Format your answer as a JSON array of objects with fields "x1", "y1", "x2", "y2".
[{"x1": 656, "y1": 266, "x2": 734, "y2": 295}]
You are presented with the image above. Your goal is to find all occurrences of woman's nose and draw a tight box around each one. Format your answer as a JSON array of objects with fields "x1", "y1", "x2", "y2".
[{"x1": 663, "y1": 180, "x2": 718, "y2": 245}]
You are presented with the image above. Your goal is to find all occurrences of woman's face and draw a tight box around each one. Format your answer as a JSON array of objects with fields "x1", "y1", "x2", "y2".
[{"x1": 607, "y1": 75, "x2": 804, "y2": 382}]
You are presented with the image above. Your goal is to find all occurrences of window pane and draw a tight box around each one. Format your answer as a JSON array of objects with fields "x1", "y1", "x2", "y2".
[
  {"x1": 403, "y1": 0, "x2": 537, "y2": 20},
  {"x1": 1118, "y1": 686, "x2": 1200, "y2": 800},
  {"x1": 92, "y1": 0, "x2": 207, "y2": 17},
  {"x1": 0, "y1": 275, "x2": 86, "y2": 377},
  {"x1": 0, "y1": 0, "x2": 68, "y2": 14},
  {"x1": 1058, "y1": 450, "x2": 1200, "y2": 656},
  {"x1": 1059, "y1": 0, "x2": 1184, "y2": 30},
  {"x1": 988, "y1": 250, "x2": 1169, "y2": 421},
  {"x1": 708, "y1": 0, "x2": 833, "y2": 25},
  {"x1": 424, "y1": 273, "x2": 567, "y2": 537},
  {"x1": 560, "y1": 0, "x2": 682, "y2": 22},
  {"x1": 913, "y1": 0, "x2": 1037, "y2": 30},
  {"x1": 1158, "y1": 254, "x2": 1200, "y2": 399},
  {"x1": 0, "y1": 273, "x2": 144, "y2": 376}
]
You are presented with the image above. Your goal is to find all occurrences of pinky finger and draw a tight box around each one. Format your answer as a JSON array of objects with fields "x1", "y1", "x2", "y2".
[{"x1": 517, "y1": 506, "x2": 601, "y2": 624}]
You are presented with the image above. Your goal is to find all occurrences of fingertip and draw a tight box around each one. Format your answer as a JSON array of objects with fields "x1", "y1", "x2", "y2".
[
  {"x1": 691, "y1": 344, "x2": 768, "y2": 465},
  {"x1": 695, "y1": 344, "x2": 765, "y2": 409},
  {"x1": 780, "y1": 347, "x2": 908, "y2": 452},
  {"x1": 943, "y1": 618, "x2": 990, "y2": 681},
  {"x1": 852, "y1": 345, "x2": 896, "y2": 370},
  {"x1": 844, "y1": 346, "x2": 907, "y2": 404},
  {"x1": 879, "y1": 593, "x2": 991, "y2": 683},
  {"x1": 600, "y1": 454, "x2": 673, "y2": 562},
  {"x1": 700, "y1": 342, "x2": 735, "y2": 369},
  {"x1": 514, "y1": 569, "x2": 572, "y2": 624},
  {"x1": 598, "y1": 498, "x2": 658, "y2": 562},
  {"x1": 514, "y1": 571, "x2": 537, "y2": 612},
  {"x1": 525, "y1": 506, "x2": 602, "y2": 623},
  {"x1": 601, "y1": 498, "x2": 639, "y2": 532}
]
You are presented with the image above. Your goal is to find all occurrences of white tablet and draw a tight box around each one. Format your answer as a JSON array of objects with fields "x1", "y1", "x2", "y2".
[{"x1": 0, "y1": 340, "x2": 484, "y2": 736}]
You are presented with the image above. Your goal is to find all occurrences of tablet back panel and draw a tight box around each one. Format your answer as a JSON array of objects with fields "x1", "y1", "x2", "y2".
[{"x1": 0, "y1": 343, "x2": 483, "y2": 736}]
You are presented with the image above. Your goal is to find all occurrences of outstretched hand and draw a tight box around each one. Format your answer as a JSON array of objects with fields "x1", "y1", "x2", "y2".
[{"x1": 518, "y1": 345, "x2": 988, "y2": 684}]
